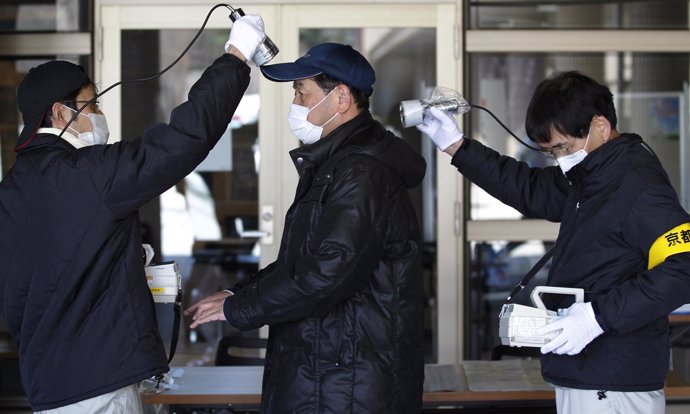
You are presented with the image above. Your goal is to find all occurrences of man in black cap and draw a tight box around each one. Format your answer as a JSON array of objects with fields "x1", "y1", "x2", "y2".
[
  {"x1": 0, "y1": 14, "x2": 266, "y2": 413},
  {"x1": 186, "y1": 43, "x2": 427, "y2": 414},
  {"x1": 14, "y1": 60, "x2": 108, "y2": 151}
]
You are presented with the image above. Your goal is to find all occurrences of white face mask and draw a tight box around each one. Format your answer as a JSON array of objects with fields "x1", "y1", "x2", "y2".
[
  {"x1": 64, "y1": 105, "x2": 110, "y2": 145},
  {"x1": 556, "y1": 130, "x2": 590, "y2": 174},
  {"x1": 288, "y1": 89, "x2": 338, "y2": 145}
]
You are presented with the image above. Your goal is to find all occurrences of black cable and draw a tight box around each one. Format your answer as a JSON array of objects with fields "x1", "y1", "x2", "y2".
[
  {"x1": 469, "y1": 103, "x2": 543, "y2": 152},
  {"x1": 59, "y1": 3, "x2": 234, "y2": 139}
]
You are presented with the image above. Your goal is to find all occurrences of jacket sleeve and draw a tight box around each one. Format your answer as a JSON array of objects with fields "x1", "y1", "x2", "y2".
[
  {"x1": 223, "y1": 159, "x2": 390, "y2": 330},
  {"x1": 593, "y1": 185, "x2": 690, "y2": 334},
  {"x1": 451, "y1": 138, "x2": 570, "y2": 221},
  {"x1": 90, "y1": 54, "x2": 250, "y2": 217}
]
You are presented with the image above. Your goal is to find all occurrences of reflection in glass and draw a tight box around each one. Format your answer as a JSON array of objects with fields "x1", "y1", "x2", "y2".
[
  {"x1": 121, "y1": 29, "x2": 262, "y2": 358},
  {"x1": 468, "y1": 240, "x2": 551, "y2": 359},
  {"x1": 0, "y1": 0, "x2": 90, "y2": 32},
  {"x1": 470, "y1": 0, "x2": 688, "y2": 30}
]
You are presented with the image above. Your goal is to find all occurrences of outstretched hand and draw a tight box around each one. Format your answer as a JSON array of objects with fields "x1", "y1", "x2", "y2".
[
  {"x1": 416, "y1": 107, "x2": 464, "y2": 153},
  {"x1": 184, "y1": 290, "x2": 233, "y2": 329},
  {"x1": 225, "y1": 14, "x2": 266, "y2": 63}
]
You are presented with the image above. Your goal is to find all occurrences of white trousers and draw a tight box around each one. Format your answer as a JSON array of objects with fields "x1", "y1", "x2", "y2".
[
  {"x1": 555, "y1": 386, "x2": 665, "y2": 414},
  {"x1": 34, "y1": 384, "x2": 143, "y2": 414}
]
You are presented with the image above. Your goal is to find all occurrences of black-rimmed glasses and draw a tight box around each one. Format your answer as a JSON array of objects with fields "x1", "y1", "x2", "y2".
[{"x1": 537, "y1": 140, "x2": 579, "y2": 159}]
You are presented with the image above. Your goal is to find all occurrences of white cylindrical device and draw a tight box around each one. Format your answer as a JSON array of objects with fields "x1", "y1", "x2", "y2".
[
  {"x1": 252, "y1": 36, "x2": 280, "y2": 66},
  {"x1": 230, "y1": 7, "x2": 280, "y2": 66},
  {"x1": 399, "y1": 87, "x2": 471, "y2": 128},
  {"x1": 399, "y1": 100, "x2": 427, "y2": 128}
]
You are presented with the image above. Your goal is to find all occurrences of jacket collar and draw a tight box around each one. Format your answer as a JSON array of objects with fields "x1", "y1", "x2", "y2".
[
  {"x1": 566, "y1": 133, "x2": 642, "y2": 193},
  {"x1": 287, "y1": 111, "x2": 426, "y2": 188},
  {"x1": 37, "y1": 128, "x2": 90, "y2": 149},
  {"x1": 289, "y1": 111, "x2": 378, "y2": 172},
  {"x1": 16, "y1": 130, "x2": 75, "y2": 156}
]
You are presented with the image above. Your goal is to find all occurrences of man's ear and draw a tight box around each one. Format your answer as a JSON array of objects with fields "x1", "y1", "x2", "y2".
[
  {"x1": 50, "y1": 102, "x2": 68, "y2": 128},
  {"x1": 592, "y1": 115, "x2": 612, "y2": 142},
  {"x1": 335, "y1": 84, "x2": 352, "y2": 113}
]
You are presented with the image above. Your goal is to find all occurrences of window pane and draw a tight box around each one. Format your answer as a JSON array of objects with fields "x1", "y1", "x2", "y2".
[
  {"x1": 470, "y1": 0, "x2": 688, "y2": 29},
  {"x1": 468, "y1": 52, "x2": 690, "y2": 220},
  {"x1": 0, "y1": 0, "x2": 91, "y2": 32},
  {"x1": 467, "y1": 240, "x2": 552, "y2": 359}
]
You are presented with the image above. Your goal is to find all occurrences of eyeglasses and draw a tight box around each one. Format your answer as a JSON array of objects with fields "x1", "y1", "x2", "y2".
[
  {"x1": 61, "y1": 99, "x2": 101, "y2": 112},
  {"x1": 537, "y1": 139, "x2": 578, "y2": 159}
]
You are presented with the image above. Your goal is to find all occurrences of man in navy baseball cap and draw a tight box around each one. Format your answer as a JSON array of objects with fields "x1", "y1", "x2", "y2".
[
  {"x1": 260, "y1": 42, "x2": 375, "y2": 96},
  {"x1": 259, "y1": 42, "x2": 377, "y2": 146},
  {"x1": 189, "y1": 41, "x2": 427, "y2": 413}
]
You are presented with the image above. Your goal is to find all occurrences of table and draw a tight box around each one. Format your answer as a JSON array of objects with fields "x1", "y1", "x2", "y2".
[
  {"x1": 141, "y1": 361, "x2": 690, "y2": 413},
  {"x1": 670, "y1": 313, "x2": 690, "y2": 346}
]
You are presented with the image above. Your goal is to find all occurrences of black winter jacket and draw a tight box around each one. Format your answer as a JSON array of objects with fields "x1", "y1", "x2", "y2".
[
  {"x1": 452, "y1": 133, "x2": 690, "y2": 391},
  {"x1": 0, "y1": 54, "x2": 249, "y2": 410},
  {"x1": 224, "y1": 111, "x2": 427, "y2": 413}
]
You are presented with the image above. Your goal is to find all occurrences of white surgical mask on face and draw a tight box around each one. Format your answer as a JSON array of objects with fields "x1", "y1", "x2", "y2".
[
  {"x1": 288, "y1": 89, "x2": 338, "y2": 145},
  {"x1": 556, "y1": 129, "x2": 590, "y2": 174},
  {"x1": 63, "y1": 105, "x2": 110, "y2": 146}
]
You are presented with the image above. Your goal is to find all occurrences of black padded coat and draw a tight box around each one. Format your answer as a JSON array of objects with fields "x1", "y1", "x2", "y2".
[
  {"x1": 452, "y1": 133, "x2": 690, "y2": 392},
  {"x1": 0, "y1": 54, "x2": 249, "y2": 411},
  {"x1": 224, "y1": 111, "x2": 427, "y2": 413}
]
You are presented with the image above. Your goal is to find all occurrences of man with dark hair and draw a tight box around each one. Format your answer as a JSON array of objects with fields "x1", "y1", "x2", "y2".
[
  {"x1": 0, "y1": 14, "x2": 265, "y2": 413},
  {"x1": 419, "y1": 70, "x2": 690, "y2": 414},
  {"x1": 186, "y1": 43, "x2": 427, "y2": 414}
]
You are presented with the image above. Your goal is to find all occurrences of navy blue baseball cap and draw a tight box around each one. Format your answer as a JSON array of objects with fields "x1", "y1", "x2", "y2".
[{"x1": 260, "y1": 42, "x2": 375, "y2": 96}]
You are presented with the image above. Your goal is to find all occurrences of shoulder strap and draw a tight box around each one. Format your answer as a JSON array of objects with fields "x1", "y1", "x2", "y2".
[{"x1": 505, "y1": 247, "x2": 555, "y2": 302}]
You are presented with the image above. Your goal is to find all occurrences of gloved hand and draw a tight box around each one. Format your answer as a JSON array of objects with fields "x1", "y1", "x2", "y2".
[
  {"x1": 538, "y1": 302, "x2": 604, "y2": 355},
  {"x1": 225, "y1": 14, "x2": 266, "y2": 63},
  {"x1": 416, "y1": 107, "x2": 464, "y2": 151}
]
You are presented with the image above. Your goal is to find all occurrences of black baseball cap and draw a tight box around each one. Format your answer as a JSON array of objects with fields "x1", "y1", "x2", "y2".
[
  {"x1": 16, "y1": 60, "x2": 90, "y2": 151},
  {"x1": 260, "y1": 43, "x2": 375, "y2": 96}
]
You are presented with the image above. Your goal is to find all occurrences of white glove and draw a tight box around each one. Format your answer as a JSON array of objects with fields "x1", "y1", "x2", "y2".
[
  {"x1": 538, "y1": 302, "x2": 604, "y2": 355},
  {"x1": 225, "y1": 14, "x2": 266, "y2": 63},
  {"x1": 416, "y1": 107, "x2": 463, "y2": 151}
]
